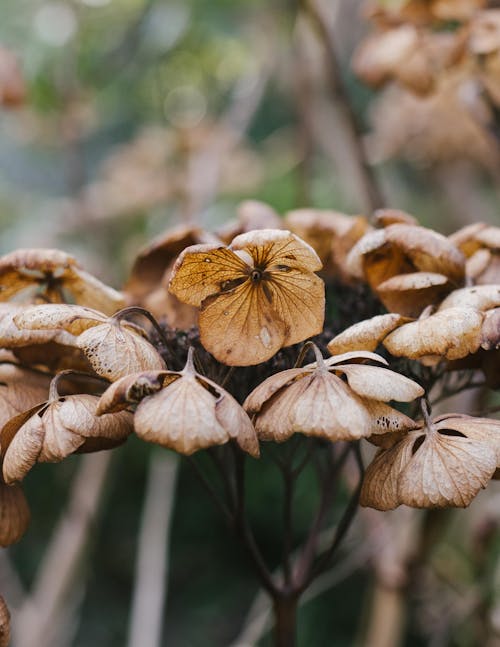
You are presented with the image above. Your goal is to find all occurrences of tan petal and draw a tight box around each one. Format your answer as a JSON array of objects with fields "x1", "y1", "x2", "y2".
[
  {"x1": 169, "y1": 243, "x2": 248, "y2": 307},
  {"x1": 332, "y1": 364, "x2": 424, "y2": 402},
  {"x1": 384, "y1": 307, "x2": 483, "y2": 360},
  {"x1": 64, "y1": 267, "x2": 125, "y2": 315},
  {"x1": 13, "y1": 303, "x2": 107, "y2": 335},
  {"x1": 372, "y1": 209, "x2": 418, "y2": 227},
  {"x1": 97, "y1": 371, "x2": 172, "y2": 414},
  {"x1": 362, "y1": 399, "x2": 419, "y2": 437},
  {"x1": 481, "y1": 308, "x2": 500, "y2": 350},
  {"x1": 434, "y1": 415, "x2": 500, "y2": 462},
  {"x1": 199, "y1": 281, "x2": 286, "y2": 366},
  {"x1": 2, "y1": 408, "x2": 46, "y2": 483},
  {"x1": 324, "y1": 350, "x2": 389, "y2": 367},
  {"x1": 77, "y1": 322, "x2": 165, "y2": 380},
  {"x1": 230, "y1": 229, "x2": 322, "y2": 273},
  {"x1": 360, "y1": 434, "x2": 417, "y2": 510},
  {"x1": 0, "y1": 365, "x2": 49, "y2": 427},
  {"x1": 398, "y1": 431, "x2": 497, "y2": 508},
  {"x1": 466, "y1": 249, "x2": 492, "y2": 281},
  {"x1": 439, "y1": 285, "x2": 500, "y2": 312},
  {"x1": 327, "y1": 313, "x2": 410, "y2": 355},
  {"x1": 135, "y1": 375, "x2": 229, "y2": 454},
  {"x1": 265, "y1": 269, "x2": 325, "y2": 345},
  {"x1": 243, "y1": 368, "x2": 307, "y2": 415},
  {"x1": 38, "y1": 401, "x2": 88, "y2": 462},
  {"x1": 0, "y1": 304, "x2": 80, "y2": 349},
  {"x1": 0, "y1": 482, "x2": 30, "y2": 546},
  {"x1": 376, "y1": 271, "x2": 451, "y2": 317}
]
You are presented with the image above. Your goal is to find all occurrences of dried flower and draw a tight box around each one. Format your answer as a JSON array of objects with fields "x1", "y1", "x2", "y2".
[
  {"x1": 169, "y1": 230, "x2": 325, "y2": 366},
  {"x1": 361, "y1": 407, "x2": 500, "y2": 510},
  {"x1": 0, "y1": 248, "x2": 124, "y2": 315},
  {"x1": 244, "y1": 346, "x2": 422, "y2": 443},
  {"x1": 1, "y1": 375, "x2": 134, "y2": 484},
  {"x1": 98, "y1": 348, "x2": 259, "y2": 457}
]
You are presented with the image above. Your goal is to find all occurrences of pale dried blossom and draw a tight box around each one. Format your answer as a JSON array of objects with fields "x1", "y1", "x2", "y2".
[
  {"x1": 169, "y1": 229, "x2": 325, "y2": 366},
  {"x1": 97, "y1": 348, "x2": 259, "y2": 457},
  {"x1": 244, "y1": 346, "x2": 422, "y2": 443},
  {"x1": 361, "y1": 408, "x2": 500, "y2": 510}
]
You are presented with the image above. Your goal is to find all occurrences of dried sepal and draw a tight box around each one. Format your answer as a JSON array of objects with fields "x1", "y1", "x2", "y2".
[
  {"x1": 327, "y1": 313, "x2": 410, "y2": 355},
  {"x1": 361, "y1": 409, "x2": 500, "y2": 510},
  {"x1": 244, "y1": 346, "x2": 421, "y2": 443},
  {"x1": 169, "y1": 230, "x2": 325, "y2": 365},
  {"x1": 1, "y1": 382, "x2": 133, "y2": 483},
  {"x1": 129, "y1": 349, "x2": 259, "y2": 456},
  {"x1": 0, "y1": 248, "x2": 124, "y2": 314},
  {"x1": 0, "y1": 481, "x2": 30, "y2": 546},
  {"x1": 383, "y1": 307, "x2": 484, "y2": 361}
]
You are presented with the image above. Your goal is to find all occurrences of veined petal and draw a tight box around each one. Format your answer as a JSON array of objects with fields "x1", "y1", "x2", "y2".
[
  {"x1": 169, "y1": 244, "x2": 249, "y2": 307},
  {"x1": 199, "y1": 281, "x2": 287, "y2": 366}
]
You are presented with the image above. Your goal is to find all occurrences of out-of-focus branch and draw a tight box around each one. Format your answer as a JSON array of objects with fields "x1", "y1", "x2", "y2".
[
  {"x1": 127, "y1": 451, "x2": 178, "y2": 647},
  {"x1": 299, "y1": 0, "x2": 385, "y2": 213},
  {"x1": 12, "y1": 452, "x2": 112, "y2": 647}
]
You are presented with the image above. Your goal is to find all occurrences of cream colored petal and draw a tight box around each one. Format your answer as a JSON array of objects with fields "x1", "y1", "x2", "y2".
[
  {"x1": 2, "y1": 411, "x2": 46, "y2": 483},
  {"x1": 360, "y1": 433, "x2": 417, "y2": 510},
  {"x1": 327, "y1": 314, "x2": 410, "y2": 355},
  {"x1": 384, "y1": 307, "x2": 483, "y2": 361},
  {"x1": 65, "y1": 267, "x2": 125, "y2": 315},
  {"x1": 39, "y1": 402, "x2": 87, "y2": 462},
  {"x1": 78, "y1": 322, "x2": 165, "y2": 380},
  {"x1": 13, "y1": 303, "x2": 106, "y2": 335},
  {"x1": 439, "y1": 285, "x2": 500, "y2": 312},
  {"x1": 265, "y1": 270, "x2": 325, "y2": 345},
  {"x1": 398, "y1": 431, "x2": 497, "y2": 508},
  {"x1": 0, "y1": 305, "x2": 80, "y2": 348},
  {"x1": 481, "y1": 308, "x2": 500, "y2": 350},
  {"x1": 466, "y1": 249, "x2": 491, "y2": 280},
  {"x1": 97, "y1": 370, "x2": 172, "y2": 414},
  {"x1": 376, "y1": 271, "x2": 451, "y2": 317},
  {"x1": 134, "y1": 375, "x2": 229, "y2": 454},
  {"x1": 199, "y1": 281, "x2": 286, "y2": 366},
  {"x1": 332, "y1": 364, "x2": 424, "y2": 402},
  {"x1": 230, "y1": 229, "x2": 322, "y2": 272},
  {"x1": 435, "y1": 415, "x2": 500, "y2": 463},
  {"x1": 475, "y1": 225, "x2": 500, "y2": 249},
  {"x1": 168, "y1": 243, "x2": 249, "y2": 307},
  {"x1": 243, "y1": 368, "x2": 308, "y2": 415},
  {"x1": 289, "y1": 372, "x2": 374, "y2": 441}
]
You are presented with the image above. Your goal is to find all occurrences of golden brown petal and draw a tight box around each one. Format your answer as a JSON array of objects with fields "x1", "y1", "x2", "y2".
[
  {"x1": 376, "y1": 271, "x2": 451, "y2": 317},
  {"x1": 0, "y1": 481, "x2": 30, "y2": 546},
  {"x1": 13, "y1": 303, "x2": 107, "y2": 336},
  {"x1": 64, "y1": 267, "x2": 125, "y2": 315}
]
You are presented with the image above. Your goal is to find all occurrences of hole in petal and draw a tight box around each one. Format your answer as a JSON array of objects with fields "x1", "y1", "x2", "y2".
[{"x1": 412, "y1": 435, "x2": 425, "y2": 455}]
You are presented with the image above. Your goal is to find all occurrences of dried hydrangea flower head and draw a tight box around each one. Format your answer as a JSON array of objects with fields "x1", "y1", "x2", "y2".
[
  {"x1": 169, "y1": 229, "x2": 325, "y2": 366},
  {"x1": 125, "y1": 225, "x2": 219, "y2": 327},
  {"x1": 0, "y1": 595, "x2": 9, "y2": 647},
  {"x1": 449, "y1": 223, "x2": 500, "y2": 284},
  {"x1": 98, "y1": 348, "x2": 260, "y2": 457},
  {"x1": 244, "y1": 345, "x2": 423, "y2": 443},
  {"x1": 216, "y1": 200, "x2": 283, "y2": 244},
  {"x1": 11, "y1": 304, "x2": 165, "y2": 381},
  {"x1": 361, "y1": 403, "x2": 500, "y2": 510},
  {"x1": 1, "y1": 373, "x2": 134, "y2": 484},
  {"x1": 0, "y1": 248, "x2": 124, "y2": 315},
  {"x1": 346, "y1": 223, "x2": 466, "y2": 317},
  {"x1": 0, "y1": 481, "x2": 30, "y2": 546},
  {"x1": 284, "y1": 208, "x2": 370, "y2": 278}
]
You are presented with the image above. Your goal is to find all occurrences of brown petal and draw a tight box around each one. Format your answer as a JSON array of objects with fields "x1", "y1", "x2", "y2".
[
  {"x1": 0, "y1": 364, "x2": 50, "y2": 427},
  {"x1": 97, "y1": 370, "x2": 172, "y2": 414},
  {"x1": 384, "y1": 307, "x2": 483, "y2": 361},
  {"x1": 77, "y1": 322, "x2": 165, "y2": 380},
  {"x1": 0, "y1": 481, "x2": 30, "y2": 546},
  {"x1": 398, "y1": 431, "x2": 497, "y2": 508},
  {"x1": 332, "y1": 364, "x2": 424, "y2": 402},
  {"x1": 64, "y1": 267, "x2": 125, "y2": 315},
  {"x1": 376, "y1": 271, "x2": 451, "y2": 317},
  {"x1": 2, "y1": 407, "x2": 47, "y2": 483},
  {"x1": 265, "y1": 269, "x2": 325, "y2": 345},
  {"x1": 230, "y1": 229, "x2": 323, "y2": 273},
  {"x1": 327, "y1": 313, "x2": 410, "y2": 355},
  {"x1": 360, "y1": 434, "x2": 417, "y2": 510},
  {"x1": 199, "y1": 281, "x2": 286, "y2": 366},
  {"x1": 169, "y1": 243, "x2": 248, "y2": 307}
]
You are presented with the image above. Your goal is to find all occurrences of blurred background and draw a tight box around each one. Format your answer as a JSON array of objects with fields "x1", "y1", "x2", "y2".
[{"x1": 1, "y1": 0, "x2": 500, "y2": 645}]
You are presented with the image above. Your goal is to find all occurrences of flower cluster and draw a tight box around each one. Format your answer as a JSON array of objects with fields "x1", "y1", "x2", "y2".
[{"x1": 0, "y1": 203, "x2": 498, "y2": 551}]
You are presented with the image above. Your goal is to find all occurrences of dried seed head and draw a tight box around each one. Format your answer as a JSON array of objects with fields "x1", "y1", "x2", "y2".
[
  {"x1": 361, "y1": 412, "x2": 500, "y2": 510},
  {"x1": 0, "y1": 481, "x2": 30, "y2": 546},
  {"x1": 244, "y1": 347, "x2": 422, "y2": 443},
  {"x1": 169, "y1": 230, "x2": 325, "y2": 366}
]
